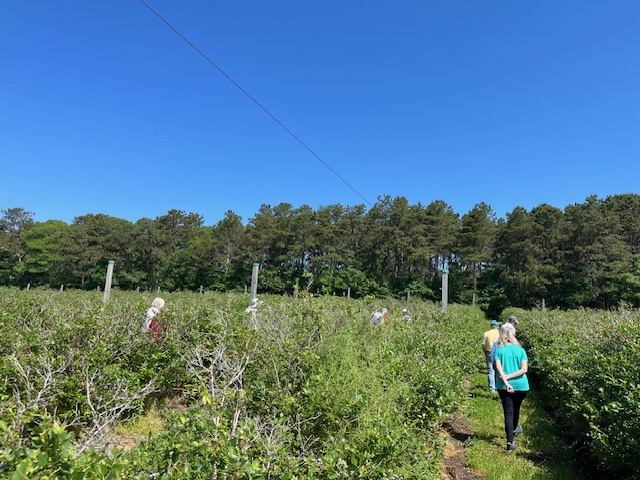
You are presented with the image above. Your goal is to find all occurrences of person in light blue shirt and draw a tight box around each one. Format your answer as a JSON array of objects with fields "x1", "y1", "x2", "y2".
[
  {"x1": 494, "y1": 323, "x2": 529, "y2": 451},
  {"x1": 489, "y1": 315, "x2": 519, "y2": 364}
]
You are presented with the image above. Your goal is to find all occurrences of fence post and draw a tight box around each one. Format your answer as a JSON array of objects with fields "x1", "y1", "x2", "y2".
[
  {"x1": 250, "y1": 263, "x2": 260, "y2": 302},
  {"x1": 103, "y1": 260, "x2": 115, "y2": 304},
  {"x1": 441, "y1": 269, "x2": 449, "y2": 313}
]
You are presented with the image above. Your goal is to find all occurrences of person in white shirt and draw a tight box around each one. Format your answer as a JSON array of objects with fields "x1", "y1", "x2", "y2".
[
  {"x1": 143, "y1": 297, "x2": 165, "y2": 332},
  {"x1": 490, "y1": 316, "x2": 519, "y2": 364}
]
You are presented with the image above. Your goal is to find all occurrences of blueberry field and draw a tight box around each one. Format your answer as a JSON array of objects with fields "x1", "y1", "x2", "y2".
[
  {"x1": 0, "y1": 288, "x2": 482, "y2": 479},
  {"x1": 2, "y1": 288, "x2": 639, "y2": 479}
]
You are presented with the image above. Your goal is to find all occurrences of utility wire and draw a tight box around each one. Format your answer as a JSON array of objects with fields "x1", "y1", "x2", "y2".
[{"x1": 139, "y1": 0, "x2": 373, "y2": 207}]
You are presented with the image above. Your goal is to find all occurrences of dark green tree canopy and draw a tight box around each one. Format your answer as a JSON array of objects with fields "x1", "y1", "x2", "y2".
[{"x1": 2, "y1": 194, "x2": 639, "y2": 310}]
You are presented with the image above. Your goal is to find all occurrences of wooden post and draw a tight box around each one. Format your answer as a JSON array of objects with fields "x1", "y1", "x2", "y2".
[
  {"x1": 200, "y1": 285, "x2": 203, "y2": 294},
  {"x1": 27, "y1": 283, "x2": 30, "y2": 291},
  {"x1": 60, "y1": 284, "x2": 64, "y2": 292},
  {"x1": 472, "y1": 293, "x2": 476, "y2": 306},
  {"x1": 250, "y1": 263, "x2": 260, "y2": 302},
  {"x1": 103, "y1": 260, "x2": 115, "y2": 304},
  {"x1": 406, "y1": 290, "x2": 410, "y2": 302},
  {"x1": 542, "y1": 299, "x2": 546, "y2": 311},
  {"x1": 441, "y1": 269, "x2": 449, "y2": 313},
  {"x1": 347, "y1": 287, "x2": 351, "y2": 298}
]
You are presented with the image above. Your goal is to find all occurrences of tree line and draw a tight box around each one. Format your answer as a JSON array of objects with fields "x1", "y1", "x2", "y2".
[{"x1": 1, "y1": 193, "x2": 639, "y2": 315}]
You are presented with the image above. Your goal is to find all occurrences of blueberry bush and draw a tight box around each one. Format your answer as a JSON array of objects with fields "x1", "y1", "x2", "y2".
[
  {"x1": 510, "y1": 307, "x2": 640, "y2": 478},
  {"x1": 0, "y1": 288, "x2": 482, "y2": 479}
]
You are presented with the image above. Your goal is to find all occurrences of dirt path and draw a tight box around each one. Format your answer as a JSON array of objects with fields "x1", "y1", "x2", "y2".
[{"x1": 440, "y1": 414, "x2": 481, "y2": 480}]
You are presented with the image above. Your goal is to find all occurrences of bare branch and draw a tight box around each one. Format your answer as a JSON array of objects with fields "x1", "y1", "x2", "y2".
[{"x1": 79, "y1": 361, "x2": 157, "y2": 453}]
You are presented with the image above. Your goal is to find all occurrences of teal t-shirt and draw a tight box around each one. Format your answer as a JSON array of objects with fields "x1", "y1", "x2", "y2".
[{"x1": 494, "y1": 344, "x2": 529, "y2": 391}]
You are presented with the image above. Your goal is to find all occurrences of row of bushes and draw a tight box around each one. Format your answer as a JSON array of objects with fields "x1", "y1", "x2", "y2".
[
  {"x1": 511, "y1": 307, "x2": 640, "y2": 478},
  {"x1": 0, "y1": 288, "x2": 483, "y2": 479}
]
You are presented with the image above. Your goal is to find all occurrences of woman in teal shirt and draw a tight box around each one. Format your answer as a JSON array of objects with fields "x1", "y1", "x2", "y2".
[{"x1": 494, "y1": 323, "x2": 529, "y2": 451}]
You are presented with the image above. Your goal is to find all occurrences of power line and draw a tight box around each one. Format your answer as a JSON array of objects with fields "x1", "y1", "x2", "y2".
[{"x1": 138, "y1": 0, "x2": 373, "y2": 207}]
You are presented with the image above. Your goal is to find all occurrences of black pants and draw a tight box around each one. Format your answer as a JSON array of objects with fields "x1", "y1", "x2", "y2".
[{"x1": 498, "y1": 390, "x2": 528, "y2": 443}]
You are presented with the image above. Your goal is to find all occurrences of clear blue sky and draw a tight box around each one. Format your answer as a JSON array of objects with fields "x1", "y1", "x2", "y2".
[{"x1": 2, "y1": 1, "x2": 638, "y2": 226}]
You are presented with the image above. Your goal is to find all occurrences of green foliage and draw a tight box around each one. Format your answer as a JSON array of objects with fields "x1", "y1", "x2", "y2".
[
  {"x1": 516, "y1": 307, "x2": 640, "y2": 478},
  {"x1": 6, "y1": 288, "x2": 640, "y2": 477},
  {"x1": 3, "y1": 194, "x2": 640, "y2": 311},
  {"x1": 0, "y1": 413, "x2": 125, "y2": 479},
  {"x1": 0, "y1": 288, "x2": 483, "y2": 478}
]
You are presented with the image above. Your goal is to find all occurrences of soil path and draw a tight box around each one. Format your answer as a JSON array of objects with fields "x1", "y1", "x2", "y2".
[{"x1": 441, "y1": 414, "x2": 481, "y2": 480}]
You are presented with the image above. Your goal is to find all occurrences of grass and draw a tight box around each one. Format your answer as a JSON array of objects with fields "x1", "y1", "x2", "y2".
[
  {"x1": 114, "y1": 402, "x2": 165, "y2": 450},
  {"x1": 460, "y1": 320, "x2": 583, "y2": 479}
]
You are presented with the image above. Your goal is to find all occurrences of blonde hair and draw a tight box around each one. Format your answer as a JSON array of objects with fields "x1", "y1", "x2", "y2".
[
  {"x1": 497, "y1": 324, "x2": 520, "y2": 347},
  {"x1": 151, "y1": 297, "x2": 165, "y2": 309}
]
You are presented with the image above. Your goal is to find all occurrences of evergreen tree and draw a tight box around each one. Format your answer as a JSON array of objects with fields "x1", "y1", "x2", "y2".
[{"x1": 0, "y1": 207, "x2": 35, "y2": 285}]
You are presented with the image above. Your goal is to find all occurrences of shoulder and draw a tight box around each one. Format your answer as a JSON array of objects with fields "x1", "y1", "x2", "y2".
[
  {"x1": 496, "y1": 343, "x2": 517, "y2": 353},
  {"x1": 506, "y1": 344, "x2": 528, "y2": 358}
]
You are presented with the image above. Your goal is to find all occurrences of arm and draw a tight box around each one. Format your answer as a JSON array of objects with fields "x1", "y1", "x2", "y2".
[
  {"x1": 504, "y1": 360, "x2": 528, "y2": 381},
  {"x1": 495, "y1": 360, "x2": 514, "y2": 393},
  {"x1": 481, "y1": 335, "x2": 490, "y2": 355}
]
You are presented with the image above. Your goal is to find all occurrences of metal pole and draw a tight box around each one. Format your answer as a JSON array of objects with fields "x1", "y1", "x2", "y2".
[
  {"x1": 103, "y1": 260, "x2": 115, "y2": 304},
  {"x1": 250, "y1": 263, "x2": 260, "y2": 302}
]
